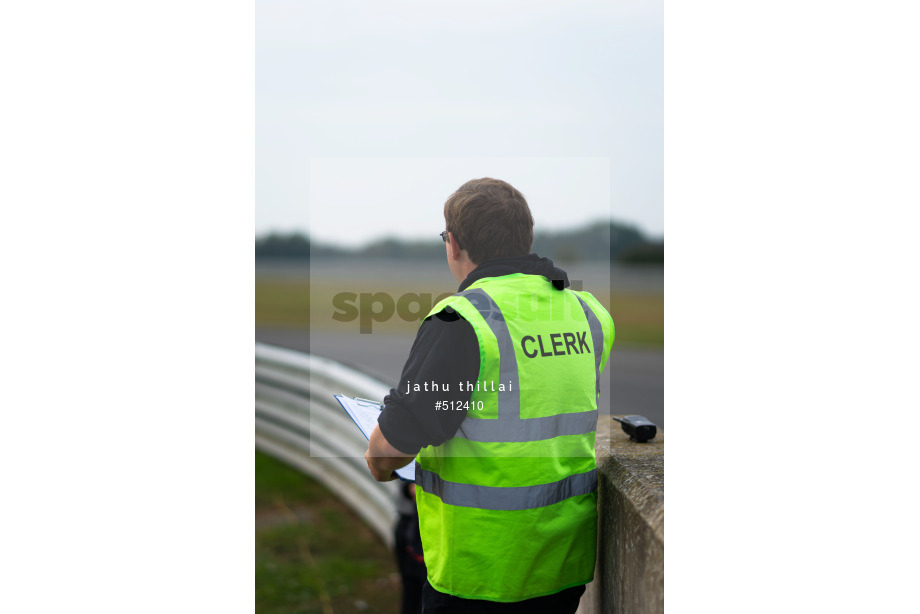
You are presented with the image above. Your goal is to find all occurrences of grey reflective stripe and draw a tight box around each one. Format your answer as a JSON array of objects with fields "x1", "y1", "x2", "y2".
[
  {"x1": 575, "y1": 294, "x2": 604, "y2": 402},
  {"x1": 459, "y1": 289, "x2": 520, "y2": 421},
  {"x1": 415, "y1": 463, "x2": 598, "y2": 511},
  {"x1": 451, "y1": 288, "x2": 598, "y2": 443},
  {"x1": 455, "y1": 408, "x2": 598, "y2": 443}
]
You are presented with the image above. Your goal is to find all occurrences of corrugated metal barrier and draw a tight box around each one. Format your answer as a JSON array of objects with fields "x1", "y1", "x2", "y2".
[{"x1": 255, "y1": 342, "x2": 399, "y2": 547}]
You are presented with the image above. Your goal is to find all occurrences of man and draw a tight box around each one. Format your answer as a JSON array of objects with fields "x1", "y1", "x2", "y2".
[{"x1": 365, "y1": 178, "x2": 614, "y2": 613}]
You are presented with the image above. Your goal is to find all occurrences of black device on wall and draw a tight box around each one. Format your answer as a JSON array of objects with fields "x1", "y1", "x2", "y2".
[{"x1": 612, "y1": 415, "x2": 658, "y2": 443}]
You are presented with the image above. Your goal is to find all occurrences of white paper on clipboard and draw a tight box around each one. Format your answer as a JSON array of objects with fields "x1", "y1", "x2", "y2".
[{"x1": 333, "y1": 395, "x2": 416, "y2": 482}]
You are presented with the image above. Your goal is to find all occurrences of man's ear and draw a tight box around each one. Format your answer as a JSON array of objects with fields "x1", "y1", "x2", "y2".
[{"x1": 449, "y1": 232, "x2": 463, "y2": 259}]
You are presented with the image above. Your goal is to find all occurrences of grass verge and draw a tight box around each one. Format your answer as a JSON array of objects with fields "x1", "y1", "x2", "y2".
[{"x1": 255, "y1": 451, "x2": 401, "y2": 614}]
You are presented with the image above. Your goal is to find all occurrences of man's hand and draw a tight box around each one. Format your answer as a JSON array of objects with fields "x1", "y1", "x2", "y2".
[
  {"x1": 365, "y1": 424, "x2": 416, "y2": 482},
  {"x1": 364, "y1": 448, "x2": 397, "y2": 482}
]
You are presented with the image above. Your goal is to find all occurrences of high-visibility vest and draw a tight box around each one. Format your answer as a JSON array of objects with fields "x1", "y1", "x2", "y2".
[{"x1": 415, "y1": 273, "x2": 615, "y2": 602}]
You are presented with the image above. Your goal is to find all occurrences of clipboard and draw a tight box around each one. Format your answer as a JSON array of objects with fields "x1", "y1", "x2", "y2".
[{"x1": 333, "y1": 395, "x2": 416, "y2": 482}]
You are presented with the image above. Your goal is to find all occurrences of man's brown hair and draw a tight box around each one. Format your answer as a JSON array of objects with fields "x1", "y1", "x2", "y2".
[{"x1": 443, "y1": 178, "x2": 534, "y2": 264}]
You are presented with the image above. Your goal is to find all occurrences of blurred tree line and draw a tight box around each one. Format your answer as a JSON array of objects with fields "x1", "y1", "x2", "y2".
[{"x1": 255, "y1": 220, "x2": 663, "y2": 264}]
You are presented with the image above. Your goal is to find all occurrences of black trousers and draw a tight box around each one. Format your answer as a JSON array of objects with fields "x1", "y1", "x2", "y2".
[
  {"x1": 395, "y1": 514, "x2": 427, "y2": 614},
  {"x1": 421, "y1": 580, "x2": 585, "y2": 614}
]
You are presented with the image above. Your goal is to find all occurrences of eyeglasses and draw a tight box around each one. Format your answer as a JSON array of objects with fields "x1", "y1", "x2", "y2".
[{"x1": 440, "y1": 230, "x2": 461, "y2": 249}]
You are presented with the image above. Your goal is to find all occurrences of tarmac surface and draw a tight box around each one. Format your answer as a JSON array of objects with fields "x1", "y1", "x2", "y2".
[{"x1": 255, "y1": 327, "x2": 664, "y2": 429}]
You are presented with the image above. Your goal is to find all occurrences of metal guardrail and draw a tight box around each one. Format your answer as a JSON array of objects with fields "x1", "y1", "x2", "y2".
[{"x1": 255, "y1": 342, "x2": 399, "y2": 547}]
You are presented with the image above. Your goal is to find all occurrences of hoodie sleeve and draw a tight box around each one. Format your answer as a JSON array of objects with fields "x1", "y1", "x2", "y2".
[{"x1": 377, "y1": 310, "x2": 481, "y2": 455}]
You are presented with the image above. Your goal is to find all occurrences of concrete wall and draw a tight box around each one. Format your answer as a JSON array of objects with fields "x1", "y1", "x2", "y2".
[{"x1": 577, "y1": 417, "x2": 664, "y2": 614}]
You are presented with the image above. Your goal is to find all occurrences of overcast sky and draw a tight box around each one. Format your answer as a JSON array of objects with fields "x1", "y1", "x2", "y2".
[{"x1": 256, "y1": 0, "x2": 663, "y2": 246}]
